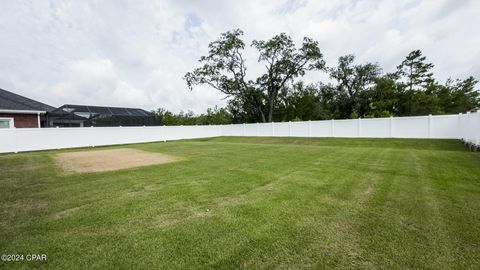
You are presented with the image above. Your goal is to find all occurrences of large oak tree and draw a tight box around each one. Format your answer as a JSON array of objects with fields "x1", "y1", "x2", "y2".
[{"x1": 184, "y1": 29, "x2": 325, "y2": 122}]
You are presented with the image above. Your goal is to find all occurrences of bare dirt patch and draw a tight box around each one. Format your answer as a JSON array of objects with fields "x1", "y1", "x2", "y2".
[{"x1": 55, "y1": 148, "x2": 179, "y2": 174}]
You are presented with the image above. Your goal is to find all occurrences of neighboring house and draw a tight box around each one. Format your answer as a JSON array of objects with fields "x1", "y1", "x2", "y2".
[
  {"x1": 0, "y1": 88, "x2": 54, "y2": 128},
  {"x1": 0, "y1": 88, "x2": 159, "y2": 128},
  {"x1": 47, "y1": 104, "x2": 160, "y2": 127}
]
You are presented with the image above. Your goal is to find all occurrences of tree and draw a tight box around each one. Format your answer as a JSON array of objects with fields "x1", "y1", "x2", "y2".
[
  {"x1": 276, "y1": 81, "x2": 328, "y2": 121},
  {"x1": 396, "y1": 50, "x2": 434, "y2": 92},
  {"x1": 390, "y1": 50, "x2": 436, "y2": 116},
  {"x1": 184, "y1": 29, "x2": 325, "y2": 122},
  {"x1": 362, "y1": 74, "x2": 399, "y2": 117},
  {"x1": 203, "y1": 106, "x2": 233, "y2": 125},
  {"x1": 251, "y1": 33, "x2": 325, "y2": 121},
  {"x1": 183, "y1": 43, "x2": 478, "y2": 122},
  {"x1": 152, "y1": 107, "x2": 233, "y2": 126},
  {"x1": 436, "y1": 76, "x2": 480, "y2": 114},
  {"x1": 329, "y1": 55, "x2": 381, "y2": 118}
]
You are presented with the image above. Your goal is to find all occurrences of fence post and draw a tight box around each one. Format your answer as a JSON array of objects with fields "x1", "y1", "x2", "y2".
[
  {"x1": 13, "y1": 129, "x2": 18, "y2": 153},
  {"x1": 476, "y1": 110, "x2": 480, "y2": 148},
  {"x1": 272, "y1": 122, "x2": 275, "y2": 136},
  {"x1": 389, "y1": 116, "x2": 393, "y2": 138},
  {"x1": 428, "y1": 114, "x2": 432, "y2": 138},
  {"x1": 467, "y1": 112, "x2": 471, "y2": 143},
  {"x1": 331, "y1": 119, "x2": 335, "y2": 137},
  {"x1": 289, "y1": 121, "x2": 292, "y2": 137},
  {"x1": 308, "y1": 120, "x2": 312, "y2": 137},
  {"x1": 243, "y1": 123, "x2": 246, "y2": 136},
  {"x1": 358, "y1": 118, "x2": 362, "y2": 137},
  {"x1": 143, "y1": 125, "x2": 146, "y2": 143},
  {"x1": 458, "y1": 113, "x2": 462, "y2": 139},
  {"x1": 256, "y1": 122, "x2": 259, "y2": 137}
]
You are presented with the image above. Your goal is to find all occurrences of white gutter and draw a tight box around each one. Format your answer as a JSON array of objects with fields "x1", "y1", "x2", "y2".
[{"x1": 0, "y1": 109, "x2": 47, "y2": 114}]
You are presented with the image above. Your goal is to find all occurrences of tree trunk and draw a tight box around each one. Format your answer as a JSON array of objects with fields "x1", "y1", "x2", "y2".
[
  {"x1": 255, "y1": 102, "x2": 267, "y2": 123},
  {"x1": 259, "y1": 109, "x2": 266, "y2": 123},
  {"x1": 266, "y1": 87, "x2": 278, "y2": 122},
  {"x1": 267, "y1": 98, "x2": 274, "y2": 122}
]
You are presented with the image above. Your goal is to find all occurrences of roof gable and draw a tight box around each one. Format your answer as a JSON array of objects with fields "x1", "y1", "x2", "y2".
[{"x1": 0, "y1": 88, "x2": 55, "y2": 112}]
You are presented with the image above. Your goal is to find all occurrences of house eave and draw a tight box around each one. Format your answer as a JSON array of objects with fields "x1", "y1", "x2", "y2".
[{"x1": 0, "y1": 109, "x2": 47, "y2": 114}]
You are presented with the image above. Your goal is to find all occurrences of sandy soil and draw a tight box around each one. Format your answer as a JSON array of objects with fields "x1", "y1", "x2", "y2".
[{"x1": 55, "y1": 148, "x2": 178, "y2": 173}]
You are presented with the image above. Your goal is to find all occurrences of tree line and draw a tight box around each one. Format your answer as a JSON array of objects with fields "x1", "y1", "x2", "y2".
[{"x1": 154, "y1": 29, "x2": 479, "y2": 125}]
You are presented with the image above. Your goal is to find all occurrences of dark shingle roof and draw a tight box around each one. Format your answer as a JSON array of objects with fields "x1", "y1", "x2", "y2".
[{"x1": 0, "y1": 88, "x2": 55, "y2": 112}]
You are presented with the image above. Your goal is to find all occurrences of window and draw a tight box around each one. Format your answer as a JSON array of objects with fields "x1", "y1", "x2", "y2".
[{"x1": 0, "y1": 118, "x2": 14, "y2": 129}]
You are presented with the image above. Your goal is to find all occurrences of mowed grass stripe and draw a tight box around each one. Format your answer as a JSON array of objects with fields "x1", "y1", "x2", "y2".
[{"x1": 0, "y1": 137, "x2": 479, "y2": 269}]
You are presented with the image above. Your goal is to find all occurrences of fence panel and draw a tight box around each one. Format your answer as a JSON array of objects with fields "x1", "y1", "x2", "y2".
[
  {"x1": 360, "y1": 118, "x2": 390, "y2": 138},
  {"x1": 392, "y1": 116, "x2": 429, "y2": 138},
  {"x1": 477, "y1": 111, "x2": 480, "y2": 146},
  {"x1": 431, "y1": 115, "x2": 460, "y2": 139},
  {"x1": 291, "y1": 121, "x2": 309, "y2": 137},
  {"x1": 0, "y1": 129, "x2": 16, "y2": 153},
  {"x1": 257, "y1": 123, "x2": 272, "y2": 136},
  {"x1": 273, "y1": 122, "x2": 290, "y2": 137},
  {"x1": 222, "y1": 124, "x2": 242, "y2": 137},
  {"x1": 310, "y1": 120, "x2": 333, "y2": 137},
  {"x1": 462, "y1": 111, "x2": 480, "y2": 146},
  {"x1": 334, "y1": 119, "x2": 358, "y2": 137},
  {"x1": 244, "y1": 123, "x2": 257, "y2": 136},
  {"x1": 1, "y1": 112, "x2": 479, "y2": 153}
]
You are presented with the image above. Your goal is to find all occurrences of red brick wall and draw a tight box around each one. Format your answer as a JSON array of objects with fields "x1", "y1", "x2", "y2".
[{"x1": 0, "y1": 113, "x2": 39, "y2": 128}]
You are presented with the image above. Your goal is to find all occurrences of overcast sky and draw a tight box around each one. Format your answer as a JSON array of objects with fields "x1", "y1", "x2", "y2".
[{"x1": 0, "y1": 0, "x2": 479, "y2": 113}]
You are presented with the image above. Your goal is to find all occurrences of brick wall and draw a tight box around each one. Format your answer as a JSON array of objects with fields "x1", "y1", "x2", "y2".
[{"x1": 0, "y1": 113, "x2": 39, "y2": 128}]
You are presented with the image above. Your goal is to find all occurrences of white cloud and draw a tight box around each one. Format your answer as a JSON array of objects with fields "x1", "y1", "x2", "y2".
[
  {"x1": 0, "y1": 0, "x2": 478, "y2": 113},
  {"x1": 45, "y1": 58, "x2": 149, "y2": 108}
]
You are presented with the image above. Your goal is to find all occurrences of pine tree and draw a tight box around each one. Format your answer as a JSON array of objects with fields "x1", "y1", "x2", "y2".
[{"x1": 396, "y1": 50, "x2": 434, "y2": 92}]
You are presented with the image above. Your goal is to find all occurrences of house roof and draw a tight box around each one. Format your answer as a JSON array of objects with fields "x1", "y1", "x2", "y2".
[
  {"x1": 0, "y1": 88, "x2": 55, "y2": 112},
  {"x1": 49, "y1": 104, "x2": 153, "y2": 119}
]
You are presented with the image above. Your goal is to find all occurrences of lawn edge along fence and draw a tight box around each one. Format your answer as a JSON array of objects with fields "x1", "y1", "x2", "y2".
[{"x1": 1, "y1": 111, "x2": 479, "y2": 153}]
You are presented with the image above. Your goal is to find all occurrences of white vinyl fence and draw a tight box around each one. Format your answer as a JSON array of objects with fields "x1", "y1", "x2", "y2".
[
  {"x1": 0, "y1": 125, "x2": 222, "y2": 154},
  {"x1": 0, "y1": 111, "x2": 479, "y2": 153}
]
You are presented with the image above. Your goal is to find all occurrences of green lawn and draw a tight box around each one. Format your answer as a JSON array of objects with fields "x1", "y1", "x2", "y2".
[{"x1": 1, "y1": 137, "x2": 479, "y2": 269}]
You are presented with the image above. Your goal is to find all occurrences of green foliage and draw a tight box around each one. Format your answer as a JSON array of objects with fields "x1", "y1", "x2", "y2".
[
  {"x1": 153, "y1": 106, "x2": 232, "y2": 125},
  {"x1": 275, "y1": 82, "x2": 331, "y2": 121},
  {"x1": 350, "y1": 110, "x2": 359, "y2": 119},
  {"x1": 436, "y1": 76, "x2": 480, "y2": 114},
  {"x1": 185, "y1": 29, "x2": 325, "y2": 122},
  {"x1": 328, "y1": 55, "x2": 382, "y2": 118},
  {"x1": 291, "y1": 116, "x2": 302, "y2": 122},
  {"x1": 359, "y1": 75, "x2": 399, "y2": 118},
  {"x1": 396, "y1": 49, "x2": 435, "y2": 92},
  {"x1": 184, "y1": 34, "x2": 479, "y2": 122}
]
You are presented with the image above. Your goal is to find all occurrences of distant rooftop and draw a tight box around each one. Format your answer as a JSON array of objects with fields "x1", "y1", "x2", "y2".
[
  {"x1": 49, "y1": 104, "x2": 153, "y2": 119},
  {"x1": 0, "y1": 88, "x2": 55, "y2": 112}
]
